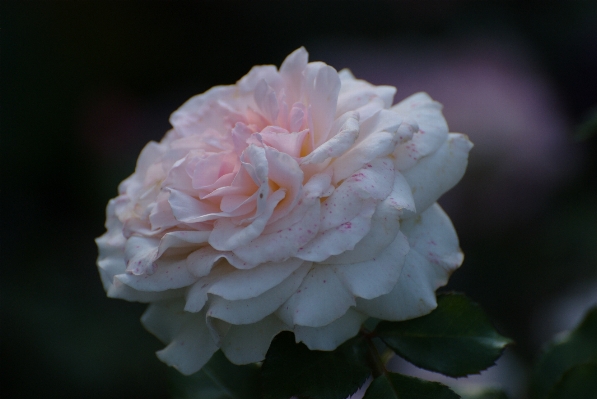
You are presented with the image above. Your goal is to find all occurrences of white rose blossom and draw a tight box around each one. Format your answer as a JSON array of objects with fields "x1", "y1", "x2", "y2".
[{"x1": 96, "y1": 48, "x2": 472, "y2": 375}]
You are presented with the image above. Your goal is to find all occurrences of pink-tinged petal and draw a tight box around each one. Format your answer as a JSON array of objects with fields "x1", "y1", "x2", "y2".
[
  {"x1": 392, "y1": 92, "x2": 450, "y2": 171},
  {"x1": 356, "y1": 204, "x2": 463, "y2": 321},
  {"x1": 303, "y1": 63, "x2": 341, "y2": 144},
  {"x1": 321, "y1": 157, "x2": 394, "y2": 231},
  {"x1": 277, "y1": 265, "x2": 355, "y2": 328},
  {"x1": 357, "y1": 109, "x2": 404, "y2": 143},
  {"x1": 334, "y1": 231, "x2": 409, "y2": 299},
  {"x1": 294, "y1": 308, "x2": 367, "y2": 350},
  {"x1": 280, "y1": 47, "x2": 308, "y2": 106},
  {"x1": 331, "y1": 129, "x2": 401, "y2": 185},
  {"x1": 206, "y1": 262, "x2": 310, "y2": 324},
  {"x1": 124, "y1": 236, "x2": 159, "y2": 275},
  {"x1": 237, "y1": 65, "x2": 281, "y2": 94},
  {"x1": 264, "y1": 147, "x2": 303, "y2": 222},
  {"x1": 208, "y1": 258, "x2": 305, "y2": 301},
  {"x1": 117, "y1": 256, "x2": 197, "y2": 291},
  {"x1": 260, "y1": 127, "x2": 308, "y2": 158},
  {"x1": 107, "y1": 278, "x2": 183, "y2": 303},
  {"x1": 385, "y1": 171, "x2": 417, "y2": 213},
  {"x1": 208, "y1": 189, "x2": 286, "y2": 251},
  {"x1": 149, "y1": 194, "x2": 180, "y2": 232},
  {"x1": 142, "y1": 301, "x2": 218, "y2": 376},
  {"x1": 301, "y1": 111, "x2": 359, "y2": 165},
  {"x1": 297, "y1": 200, "x2": 376, "y2": 262},
  {"x1": 187, "y1": 151, "x2": 237, "y2": 192},
  {"x1": 231, "y1": 122, "x2": 254, "y2": 156},
  {"x1": 337, "y1": 69, "x2": 396, "y2": 111},
  {"x1": 322, "y1": 200, "x2": 399, "y2": 265},
  {"x1": 232, "y1": 201, "x2": 320, "y2": 265},
  {"x1": 220, "y1": 315, "x2": 289, "y2": 365},
  {"x1": 254, "y1": 80, "x2": 279, "y2": 122},
  {"x1": 156, "y1": 230, "x2": 210, "y2": 258},
  {"x1": 170, "y1": 86, "x2": 244, "y2": 137},
  {"x1": 258, "y1": 170, "x2": 331, "y2": 234},
  {"x1": 288, "y1": 103, "x2": 307, "y2": 132},
  {"x1": 168, "y1": 189, "x2": 223, "y2": 223},
  {"x1": 401, "y1": 133, "x2": 473, "y2": 214},
  {"x1": 187, "y1": 247, "x2": 252, "y2": 279}
]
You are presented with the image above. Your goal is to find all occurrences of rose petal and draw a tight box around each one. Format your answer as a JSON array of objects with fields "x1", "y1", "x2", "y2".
[
  {"x1": 294, "y1": 308, "x2": 368, "y2": 350},
  {"x1": 356, "y1": 204, "x2": 463, "y2": 320},
  {"x1": 206, "y1": 262, "x2": 310, "y2": 324},
  {"x1": 220, "y1": 314, "x2": 289, "y2": 365},
  {"x1": 117, "y1": 256, "x2": 197, "y2": 291},
  {"x1": 208, "y1": 257, "x2": 305, "y2": 300},
  {"x1": 142, "y1": 300, "x2": 218, "y2": 375},
  {"x1": 334, "y1": 231, "x2": 409, "y2": 299},
  {"x1": 401, "y1": 133, "x2": 473, "y2": 214},
  {"x1": 277, "y1": 265, "x2": 355, "y2": 328},
  {"x1": 303, "y1": 63, "x2": 341, "y2": 144},
  {"x1": 301, "y1": 111, "x2": 360, "y2": 165}
]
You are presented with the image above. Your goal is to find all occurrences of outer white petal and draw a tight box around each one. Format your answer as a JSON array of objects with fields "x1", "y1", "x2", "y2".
[
  {"x1": 116, "y1": 256, "x2": 197, "y2": 291},
  {"x1": 206, "y1": 262, "x2": 310, "y2": 324},
  {"x1": 280, "y1": 47, "x2": 308, "y2": 107},
  {"x1": 356, "y1": 204, "x2": 463, "y2": 321},
  {"x1": 208, "y1": 189, "x2": 286, "y2": 251},
  {"x1": 220, "y1": 315, "x2": 289, "y2": 365},
  {"x1": 208, "y1": 257, "x2": 305, "y2": 300},
  {"x1": 334, "y1": 231, "x2": 409, "y2": 299},
  {"x1": 141, "y1": 300, "x2": 218, "y2": 375},
  {"x1": 303, "y1": 63, "x2": 341, "y2": 143},
  {"x1": 392, "y1": 92, "x2": 450, "y2": 171},
  {"x1": 231, "y1": 201, "x2": 320, "y2": 265},
  {"x1": 277, "y1": 265, "x2": 355, "y2": 328},
  {"x1": 170, "y1": 86, "x2": 243, "y2": 137},
  {"x1": 401, "y1": 133, "x2": 472, "y2": 214},
  {"x1": 296, "y1": 200, "x2": 376, "y2": 262},
  {"x1": 337, "y1": 69, "x2": 396, "y2": 115},
  {"x1": 322, "y1": 197, "x2": 401, "y2": 265},
  {"x1": 300, "y1": 111, "x2": 359, "y2": 165},
  {"x1": 294, "y1": 308, "x2": 368, "y2": 350}
]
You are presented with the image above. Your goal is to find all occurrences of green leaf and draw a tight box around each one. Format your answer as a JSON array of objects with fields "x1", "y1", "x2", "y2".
[
  {"x1": 574, "y1": 107, "x2": 597, "y2": 141},
  {"x1": 169, "y1": 350, "x2": 260, "y2": 399},
  {"x1": 375, "y1": 293, "x2": 511, "y2": 377},
  {"x1": 261, "y1": 331, "x2": 371, "y2": 399},
  {"x1": 362, "y1": 373, "x2": 460, "y2": 399},
  {"x1": 546, "y1": 363, "x2": 597, "y2": 399},
  {"x1": 460, "y1": 389, "x2": 510, "y2": 399},
  {"x1": 531, "y1": 306, "x2": 597, "y2": 399}
]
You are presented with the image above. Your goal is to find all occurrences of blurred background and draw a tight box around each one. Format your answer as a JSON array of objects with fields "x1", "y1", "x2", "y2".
[{"x1": 1, "y1": 1, "x2": 596, "y2": 398}]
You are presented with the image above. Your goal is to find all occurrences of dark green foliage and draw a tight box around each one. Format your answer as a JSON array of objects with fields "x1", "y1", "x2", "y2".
[
  {"x1": 531, "y1": 307, "x2": 597, "y2": 399},
  {"x1": 376, "y1": 293, "x2": 511, "y2": 377},
  {"x1": 363, "y1": 373, "x2": 460, "y2": 399},
  {"x1": 546, "y1": 363, "x2": 597, "y2": 399},
  {"x1": 169, "y1": 350, "x2": 261, "y2": 399},
  {"x1": 261, "y1": 332, "x2": 371, "y2": 399}
]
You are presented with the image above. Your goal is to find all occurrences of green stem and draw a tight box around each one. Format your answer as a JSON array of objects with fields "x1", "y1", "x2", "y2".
[{"x1": 361, "y1": 329, "x2": 386, "y2": 378}]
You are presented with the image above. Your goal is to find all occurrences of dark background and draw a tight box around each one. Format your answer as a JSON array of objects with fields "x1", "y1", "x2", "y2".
[{"x1": 2, "y1": 1, "x2": 596, "y2": 398}]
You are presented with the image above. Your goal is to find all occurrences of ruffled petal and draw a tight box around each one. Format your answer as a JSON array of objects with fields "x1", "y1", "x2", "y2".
[
  {"x1": 392, "y1": 92, "x2": 450, "y2": 171},
  {"x1": 117, "y1": 256, "x2": 197, "y2": 291},
  {"x1": 401, "y1": 133, "x2": 473, "y2": 214},
  {"x1": 208, "y1": 257, "x2": 305, "y2": 301},
  {"x1": 206, "y1": 262, "x2": 310, "y2": 324},
  {"x1": 142, "y1": 300, "x2": 218, "y2": 375},
  {"x1": 277, "y1": 265, "x2": 355, "y2": 328},
  {"x1": 356, "y1": 204, "x2": 463, "y2": 321},
  {"x1": 220, "y1": 314, "x2": 289, "y2": 365},
  {"x1": 334, "y1": 231, "x2": 409, "y2": 299},
  {"x1": 303, "y1": 63, "x2": 341, "y2": 144},
  {"x1": 294, "y1": 308, "x2": 367, "y2": 350}
]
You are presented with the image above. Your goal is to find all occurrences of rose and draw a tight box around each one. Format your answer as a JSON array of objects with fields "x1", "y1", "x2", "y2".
[{"x1": 96, "y1": 48, "x2": 472, "y2": 375}]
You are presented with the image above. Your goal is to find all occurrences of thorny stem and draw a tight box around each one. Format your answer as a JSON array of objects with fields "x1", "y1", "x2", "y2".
[{"x1": 360, "y1": 328, "x2": 387, "y2": 378}]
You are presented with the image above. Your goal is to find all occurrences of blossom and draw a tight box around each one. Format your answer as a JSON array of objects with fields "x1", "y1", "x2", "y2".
[{"x1": 96, "y1": 47, "x2": 472, "y2": 375}]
